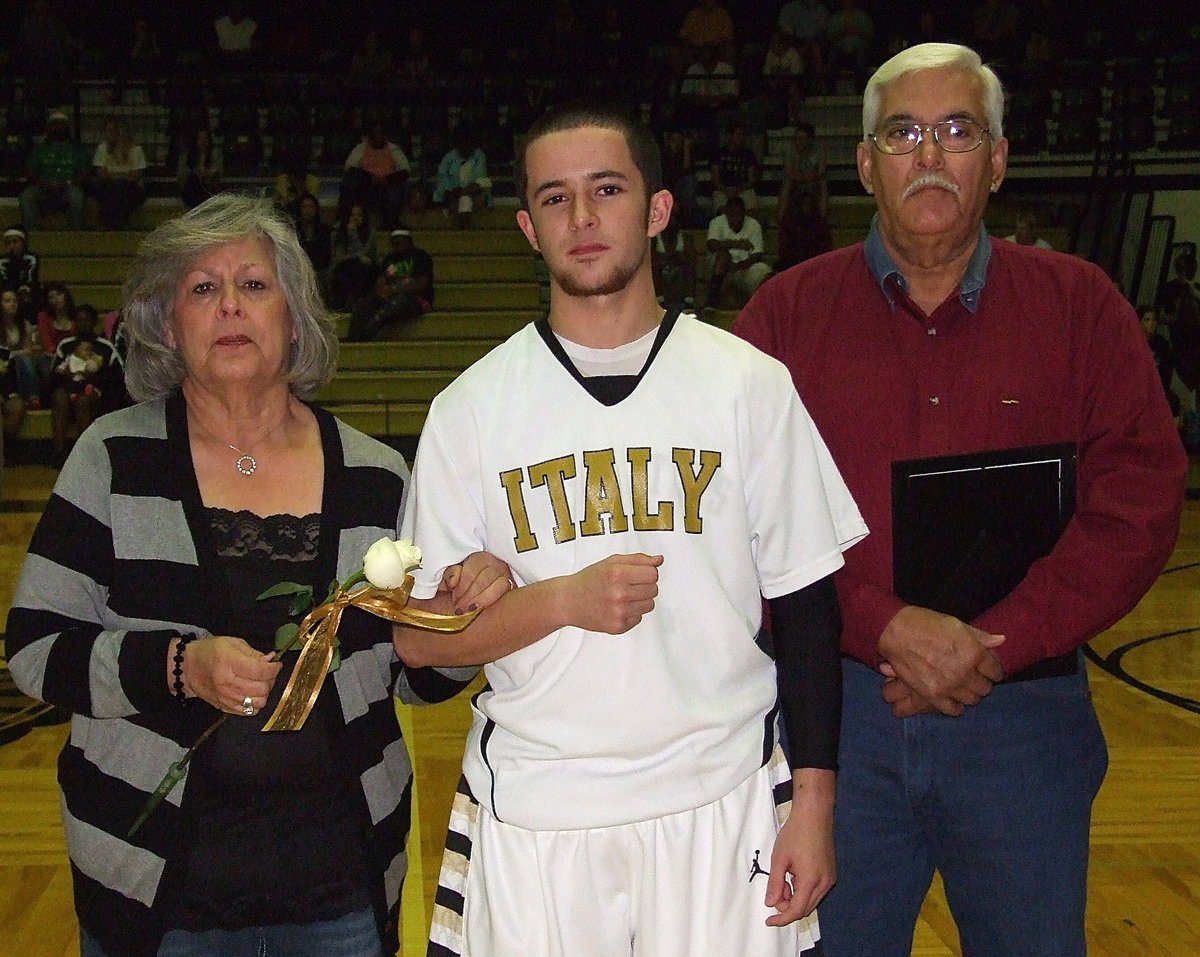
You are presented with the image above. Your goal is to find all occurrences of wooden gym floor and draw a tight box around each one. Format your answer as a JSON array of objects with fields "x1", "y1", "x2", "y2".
[{"x1": 1, "y1": 462, "x2": 1198, "y2": 956}]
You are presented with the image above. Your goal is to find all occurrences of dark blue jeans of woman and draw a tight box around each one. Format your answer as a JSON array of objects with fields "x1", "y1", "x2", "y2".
[{"x1": 79, "y1": 907, "x2": 383, "y2": 957}]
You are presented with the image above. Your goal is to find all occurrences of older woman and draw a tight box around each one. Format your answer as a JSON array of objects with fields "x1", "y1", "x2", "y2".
[{"x1": 5, "y1": 194, "x2": 503, "y2": 957}]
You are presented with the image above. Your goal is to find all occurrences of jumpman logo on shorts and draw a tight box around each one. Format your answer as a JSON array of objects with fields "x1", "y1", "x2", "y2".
[{"x1": 748, "y1": 849, "x2": 769, "y2": 882}]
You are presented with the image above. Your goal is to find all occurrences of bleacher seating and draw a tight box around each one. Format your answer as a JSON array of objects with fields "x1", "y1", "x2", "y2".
[{"x1": 11, "y1": 194, "x2": 1073, "y2": 446}]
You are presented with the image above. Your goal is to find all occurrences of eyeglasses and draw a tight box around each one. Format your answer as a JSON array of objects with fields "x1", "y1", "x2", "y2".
[{"x1": 867, "y1": 120, "x2": 990, "y2": 155}]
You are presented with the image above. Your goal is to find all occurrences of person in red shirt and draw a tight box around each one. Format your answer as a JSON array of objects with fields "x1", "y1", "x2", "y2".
[{"x1": 734, "y1": 42, "x2": 1186, "y2": 957}]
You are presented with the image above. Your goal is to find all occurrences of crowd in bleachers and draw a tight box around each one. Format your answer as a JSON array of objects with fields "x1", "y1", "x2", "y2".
[
  {"x1": 2, "y1": 0, "x2": 1199, "y2": 458},
  {"x1": 2, "y1": 0, "x2": 1198, "y2": 212}
]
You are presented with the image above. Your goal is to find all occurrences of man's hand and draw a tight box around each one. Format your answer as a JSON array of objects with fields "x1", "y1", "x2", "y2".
[
  {"x1": 561, "y1": 553, "x2": 663, "y2": 634},
  {"x1": 766, "y1": 768, "x2": 835, "y2": 926},
  {"x1": 876, "y1": 605, "x2": 1005, "y2": 716},
  {"x1": 880, "y1": 676, "x2": 939, "y2": 718}
]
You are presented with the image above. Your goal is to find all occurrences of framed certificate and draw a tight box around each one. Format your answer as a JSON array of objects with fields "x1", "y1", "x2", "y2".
[{"x1": 892, "y1": 443, "x2": 1076, "y2": 622}]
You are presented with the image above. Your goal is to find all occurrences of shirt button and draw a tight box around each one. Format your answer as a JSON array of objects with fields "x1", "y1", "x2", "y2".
[
  {"x1": 930, "y1": 396, "x2": 940, "y2": 405},
  {"x1": 927, "y1": 327, "x2": 937, "y2": 335}
]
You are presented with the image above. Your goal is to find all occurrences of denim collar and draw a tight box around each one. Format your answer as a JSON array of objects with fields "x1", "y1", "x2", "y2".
[{"x1": 864, "y1": 214, "x2": 991, "y2": 313}]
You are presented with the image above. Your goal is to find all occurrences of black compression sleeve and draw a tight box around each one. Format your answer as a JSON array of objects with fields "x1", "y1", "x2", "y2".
[{"x1": 767, "y1": 575, "x2": 842, "y2": 771}]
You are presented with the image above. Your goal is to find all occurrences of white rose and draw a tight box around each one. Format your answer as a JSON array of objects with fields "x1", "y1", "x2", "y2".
[{"x1": 363, "y1": 537, "x2": 422, "y2": 589}]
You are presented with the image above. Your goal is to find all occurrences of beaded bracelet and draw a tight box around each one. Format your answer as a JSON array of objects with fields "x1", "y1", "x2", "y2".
[{"x1": 172, "y1": 636, "x2": 194, "y2": 701}]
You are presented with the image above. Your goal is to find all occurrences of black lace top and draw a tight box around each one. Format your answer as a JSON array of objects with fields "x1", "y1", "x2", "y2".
[{"x1": 174, "y1": 509, "x2": 371, "y2": 931}]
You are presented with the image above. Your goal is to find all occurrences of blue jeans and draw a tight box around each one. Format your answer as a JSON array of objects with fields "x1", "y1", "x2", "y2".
[
  {"x1": 10, "y1": 353, "x2": 40, "y2": 400},
  {"x1": 80, "y1": 907, "x2": 383, "y2": 957},
  {"x1": 820, "y1": 656, "x2": 1107, "y2": 957}
]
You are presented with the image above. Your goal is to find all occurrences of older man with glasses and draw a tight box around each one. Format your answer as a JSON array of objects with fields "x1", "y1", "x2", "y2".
[{"x1": 735, "y1": 42, "x2": 1186, "y2": 956}]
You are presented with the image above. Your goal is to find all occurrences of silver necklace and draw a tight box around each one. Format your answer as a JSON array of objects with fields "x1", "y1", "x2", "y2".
[{"x1": 229, "y1": 444, "x2": 258, "y2": 476}]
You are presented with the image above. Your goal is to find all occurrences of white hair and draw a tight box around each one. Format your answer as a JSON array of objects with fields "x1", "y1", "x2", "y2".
[{"x1": 862, "y1": 43, "x2": 1005, "y2": 141}]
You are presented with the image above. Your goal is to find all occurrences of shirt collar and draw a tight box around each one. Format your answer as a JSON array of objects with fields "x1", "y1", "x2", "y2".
[{"x1": 864, "y1": 214, "x2": 991, "y2": 313}]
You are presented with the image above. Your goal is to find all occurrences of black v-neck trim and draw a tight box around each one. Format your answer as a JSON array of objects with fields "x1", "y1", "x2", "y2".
[
  {"x1": 167, "y1": 392, "x2": 341, "y2": 638},
  {"x1": 534, "y1": 309, "x2": 681, "y2": 407}
]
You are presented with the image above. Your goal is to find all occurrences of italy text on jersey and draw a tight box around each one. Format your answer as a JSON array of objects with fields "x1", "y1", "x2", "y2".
[{"x1": 500, "y1": 446, "x2": 722, "y2": 552}]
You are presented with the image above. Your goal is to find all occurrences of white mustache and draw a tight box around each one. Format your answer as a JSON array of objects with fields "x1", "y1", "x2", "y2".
[{"x1": 903, "y1": 174, "x2": 960, "y2": 198}]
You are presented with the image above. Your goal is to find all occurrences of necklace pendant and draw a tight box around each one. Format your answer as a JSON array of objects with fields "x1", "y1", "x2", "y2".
[{"x1": 229, "y1": 445, "x2": 258, "y2": 475}]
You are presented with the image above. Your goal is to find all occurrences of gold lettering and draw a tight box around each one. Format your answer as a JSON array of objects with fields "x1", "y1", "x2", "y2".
[
  {"x1": 580, "y1": 449, "x2": 630, "y2": 536},
  {"x1": 499, "y1": 468, "x2": 538, "y2": 553},
  {"x1": 628, "y1": 447, "x2": 674, "y2": 531},
  {"x1": 672, "y1": 448, "x2": 721, "y2": 533},
  {"x1": 528, "y1": 455, "x2": 578, "y2": 544}
]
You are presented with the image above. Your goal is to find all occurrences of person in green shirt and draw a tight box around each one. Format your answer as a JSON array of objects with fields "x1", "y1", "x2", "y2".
[{"x1": 20, "y1": 111, "x2": 88, "y2": 230}]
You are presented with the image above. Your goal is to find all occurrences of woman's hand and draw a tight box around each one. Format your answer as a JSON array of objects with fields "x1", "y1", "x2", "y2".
[
  {"x1": 439, "y1": 551, "x2": 514, "y2": 615},
  {"x1": 179, "y1": 636, "x2": 282, "y2": 716}
]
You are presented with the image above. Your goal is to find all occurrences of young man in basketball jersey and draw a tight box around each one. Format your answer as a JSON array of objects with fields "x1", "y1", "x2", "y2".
[{"x1": 395, "y1": 103, "x2": 867, "y2": 957}]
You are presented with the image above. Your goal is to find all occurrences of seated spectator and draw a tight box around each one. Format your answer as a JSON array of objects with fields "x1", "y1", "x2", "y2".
[
  {"x1": 1, "y1": 335, "x2": 28, "y2": 459},
  {"x1": 777, "y1": 188, "x2": 832, "y2": 270},
  {"x1": 661, "y1": 128, "x2": 705, "y2": 228},
  {"x1": 399, "y1": 26, "x2": 433, "y2": 80},
  {"x1": 20, "y1": 111, "x2": 88, "y2": 231},
  {"x1": 100, "y1": 307, "x2": 133, "y2": 411},
  {"x1": 652, "y1": 218, "x2": 697, "y2": 310},
  {"x1": 778, "y1": 121, "x2": 828, "y2": 215},
  {"x1": 1140, "y1": 305, "x2": 1180, "y2": 423},
  {"x1": 433, "y1": 128, "x2": 492, "y2": 229},
  {"x1": 598, "y1": 3, "x2": 630, "y2": 73},
  {"x1": 1158, "y1": 251, "x2": 1200, "y2": 406},
  {"x1": 350, "y1": 29, "x2": 393, "y2": 79},
  {"x1": 678, "y1": 0, "x2": 735, "y2": 53},
  {"x1": 14, "y1": 0, "x2": 72, "y2": 104},
  {"x1": 124, "y1": 16, "x2": 163, "y2": 100},
  {"x1": 679, "y1": 43, "x2": 740, "y2": 114},
  {"x1": 379, "y1": 227, "x2": 433, "y2": 314},
  {"x1": 90, "y1": 118, "x2": 147, "y2": 229},
  {"x1": 1, "y1": 289, "x2": 39, "y2": 451},
  {"x1": 330, "y1": 202, "x2": 380, "y2": 310},
  {"x1": 0, "y1": 227, "x2": 41, "y2": 304},
  {"x1": 36, "y1": 280, "x2": 76, "y2": 393},
  {"x1": 213, "y1": 2, "x2": 258, "y2": 63},
  {"x1": 825, "y1": 0, "x2": 874, "y2": 88},
  {"x1": 777, "y1": 0, "x2": 830, "y2": 87},
  {"x1": 178, "y1": 128, "x2": 223, "y2": 209},
  {"x1": 340, "y1": 121, "x2": 411, "y2": 230},
  {"x1": 274, "y1": 153, "x2": 321, "y2": 223},
  {"x1": 48, "y1": 303, "x2": 120, "y2": 464},
  {"x1": 295, "y1": 193, "x2": 332, "y2": 284},
  {"x1": 971, "y1": 0, "x2": 1019, "y2": 64},
  {"x1": 710, "y1": 122, "x2": 759, "y2": 212},
  {"x1": 763, "y1": 28, "x2": 806, "y2": 102},
  {"x1": 347, "y1": 230, "x2": 433, "y2": 341},
  {"x1": 1005, "y1": 212, "x2": 1052, "y2": 249},
  {"x1": 706, "y1": 195, "x2": 772, "y2": 306}
]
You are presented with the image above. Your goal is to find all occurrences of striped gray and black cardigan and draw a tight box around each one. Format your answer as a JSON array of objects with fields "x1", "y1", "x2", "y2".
[{"x1": 6, "y1": 393, "x2": 476, "y2": 957}]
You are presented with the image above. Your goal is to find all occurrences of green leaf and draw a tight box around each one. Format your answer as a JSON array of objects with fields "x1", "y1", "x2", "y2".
[
  {"x1": 288, "y1": 591, "x2": 315, "y2": 617},
  {"x1": 274, "y1": 622, "x2": 300, "y2": 653},
  {"x1": 328, "y1": 641, "x2": 342, "y2": 673},
  {"x1": 257, "y1": 581, "x2": 313, "y2": 601}
]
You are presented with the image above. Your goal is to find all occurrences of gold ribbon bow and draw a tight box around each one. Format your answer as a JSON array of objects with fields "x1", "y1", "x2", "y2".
[{"x1": 261, "y1": 574, "x2": 478, "y2": 732}]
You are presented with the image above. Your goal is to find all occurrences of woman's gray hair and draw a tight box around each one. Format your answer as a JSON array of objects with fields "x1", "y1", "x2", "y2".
[
  {"x1": 122, "y1": 192, "x2": 337, "y2": 401},
  {"x1": 862, "y1": 43, "x2": 1005, "y2": 141}
]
